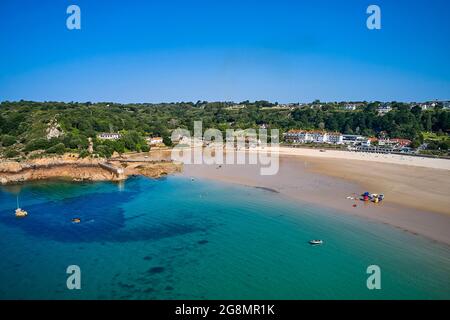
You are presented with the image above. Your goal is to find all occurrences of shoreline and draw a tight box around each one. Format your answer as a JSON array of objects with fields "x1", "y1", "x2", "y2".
[
  {"x1": 187, "y1": 174, "x2": 450, "y2": 246},
  {"x1": 1, "y1": 148, "x2": 449, "y2": 245},
  {"x1": 181, "y1": 150, "x2": 450, "y2": 245},
  {"x1": 0, "y1": 152, "x2": 181, "y2": 185}
]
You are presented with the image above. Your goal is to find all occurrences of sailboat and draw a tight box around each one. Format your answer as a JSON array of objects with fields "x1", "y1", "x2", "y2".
[{"x1": 15, "y1": 195, "x2": 28, "y2": 218}]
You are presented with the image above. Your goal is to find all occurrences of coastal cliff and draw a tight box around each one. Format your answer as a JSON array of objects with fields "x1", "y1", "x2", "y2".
[{"x1": 0, "y1": 155, "x2": 182, "y2": 184}]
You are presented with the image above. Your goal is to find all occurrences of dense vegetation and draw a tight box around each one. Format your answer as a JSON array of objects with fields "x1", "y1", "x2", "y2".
[{"x1": 0, "y1": 100, "x2": 449, "y2": 159}]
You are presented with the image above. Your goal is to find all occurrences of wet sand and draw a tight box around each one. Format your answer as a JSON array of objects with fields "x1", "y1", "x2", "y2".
[{"x1": 181, "y1": 151, "x2": 450, "y2": 245}]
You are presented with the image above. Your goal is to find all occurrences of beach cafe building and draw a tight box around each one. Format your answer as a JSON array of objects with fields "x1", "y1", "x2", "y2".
[{"x1": 342, "y1": 134, "x2": 369, "y2": 145}]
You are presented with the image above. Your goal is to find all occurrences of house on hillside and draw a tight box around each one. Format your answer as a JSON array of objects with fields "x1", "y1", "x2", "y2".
[
  {"x1": 145, "y1": 136, "x2": 163, "y2": 146},
  {"x1": 442, "y1": 101, "x2": 450, "y2": 110},
  {"x1": 343, "y1": 104, "x2": 357, "y2": 111},
  {"x1": 377, "y1": 104, "x2": 392, "y2": 115}
]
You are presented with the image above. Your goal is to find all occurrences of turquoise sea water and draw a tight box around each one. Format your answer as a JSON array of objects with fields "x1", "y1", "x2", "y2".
[{"x1": 0, "y1": 176, "x2": 449, "y2": 300}]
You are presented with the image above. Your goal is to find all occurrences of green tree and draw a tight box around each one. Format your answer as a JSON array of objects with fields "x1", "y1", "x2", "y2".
[
  {"x1": 1, "y1": 135, "x2": 16, "y2": 147},
  {"x1": 46, "y1": 143, "x2": 66, "y2": 154},
  {"x1": 425, "y1": 113, "x2": 432, "y2": 132},
  {"x1": 3, "y1": 148, "x2": 20, "y2": 158}
]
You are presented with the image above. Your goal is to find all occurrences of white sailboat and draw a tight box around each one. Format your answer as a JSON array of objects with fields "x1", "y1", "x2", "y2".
[{"x1": 15, "y1": 195, "x2": 28, "y2": 218}]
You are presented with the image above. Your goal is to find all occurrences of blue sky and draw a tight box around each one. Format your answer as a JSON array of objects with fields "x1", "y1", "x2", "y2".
[{"x1": 0, "y1": 0, "x2": 449, "y2": 103}]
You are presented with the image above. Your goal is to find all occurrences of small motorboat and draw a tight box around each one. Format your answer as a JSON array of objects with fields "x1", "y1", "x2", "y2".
[
  {"x1": 309, "y1": 240, "x2": 324, "y2": 245},
  {"x1": 72, "y1": 218, "x2": 81, "y2": 224}
]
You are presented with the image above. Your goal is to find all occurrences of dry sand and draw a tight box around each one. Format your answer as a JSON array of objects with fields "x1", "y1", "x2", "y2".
[
  {"x1": 181, "y1": 147, "x2": 450, "y2": 245},
  {"x1": 275, "y1": 146, "x2": 450, "y2": 170}
]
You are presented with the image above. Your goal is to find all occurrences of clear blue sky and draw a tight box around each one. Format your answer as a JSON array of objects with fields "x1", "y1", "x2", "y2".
[{"x1": 0, "y1": 0, "x2": 449, "y2": 103}]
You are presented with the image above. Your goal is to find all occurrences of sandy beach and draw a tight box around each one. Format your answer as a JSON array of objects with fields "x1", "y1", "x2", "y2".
[
  {"x1": 181, "y1": 147, "x2": 450, "y2": 245},
  {"x1": 3, "y1": 148, "x2": 449, "y2": 245},
  {"x1": 275, "y1": 146, "x2": 450, "y2": 170}
]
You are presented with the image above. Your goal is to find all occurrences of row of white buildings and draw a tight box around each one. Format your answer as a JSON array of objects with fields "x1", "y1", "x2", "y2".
[
  {"x1": 283, "y1": 130, "x2": 375, "y2": 146},
  {"x1": 284, "y1": 130, "x2": 345, "y2": 144},
  {"x1": 377, "y1": 101, "x2": 450, "y2": 114},
  {"x1": 283, "y1": 130, "x2": 412, "y2": 149}
]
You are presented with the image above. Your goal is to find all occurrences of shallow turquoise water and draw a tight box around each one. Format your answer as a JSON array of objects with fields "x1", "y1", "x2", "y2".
[{"x1": 0, "y1": 176, "x2": 449, "y2": 299}]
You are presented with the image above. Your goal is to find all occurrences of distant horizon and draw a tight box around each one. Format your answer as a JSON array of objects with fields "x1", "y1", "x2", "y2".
[{"x1": 1, "y1": 99, "x2": 449, "y2": 105}]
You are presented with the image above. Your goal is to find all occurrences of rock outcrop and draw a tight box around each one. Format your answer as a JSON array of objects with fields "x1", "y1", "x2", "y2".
[
  {"x1": 0, "y1": 156, "x2": 182, "y2": 185},
  {"x1": 46, "y1": 119, "x2": 64, "y2": 140}
]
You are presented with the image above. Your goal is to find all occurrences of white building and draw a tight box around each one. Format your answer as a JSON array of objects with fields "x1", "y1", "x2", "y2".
[
  {"x1": 308, "y1": 131, "x2": 327, "y2": 143},
  {"x1": 419, "y1": 103, "x2": 434, "y2": 111},
  {"x1": 377, "y1": 104, "x2": 392, "y2": 115},
  {"x1": 378, "y1": 138, "x2": 411, "y2": 148},
  {"x1": 97, "y1": 133, "x2": 121, "y2": 140},
  {"x1": 326, "y1": 132, "x2": 344, "y2": 144},
  {"x1": 146, "y1": 137, "x2": 163, "y2": 145},
  {"x1": 343, "y1": 104, "x2": 357, "y2": 111},
  {"x1": 225, "y1": 104, "x2": 246, "y2": 110},
  {"x1": 342, "y1": 134, "x2": 368, "y2": 145},
  {"x1": 284, "y1": 130, "x2": 308, "y2": 143},
  {"x1": 284, "y1": 130, "x2": 343, "y2": 144},
  {"x1": 360, "y1": 139, "x2": 371, "y2": 147}
]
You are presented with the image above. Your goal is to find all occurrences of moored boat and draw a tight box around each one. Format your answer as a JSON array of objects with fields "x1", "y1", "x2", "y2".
[
  {"x1": 15, "y1": 208, "x2": 28, "y2": 218},
  {"x1": 15, "y1": 196, "x2": 28, "y2": 218}
]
